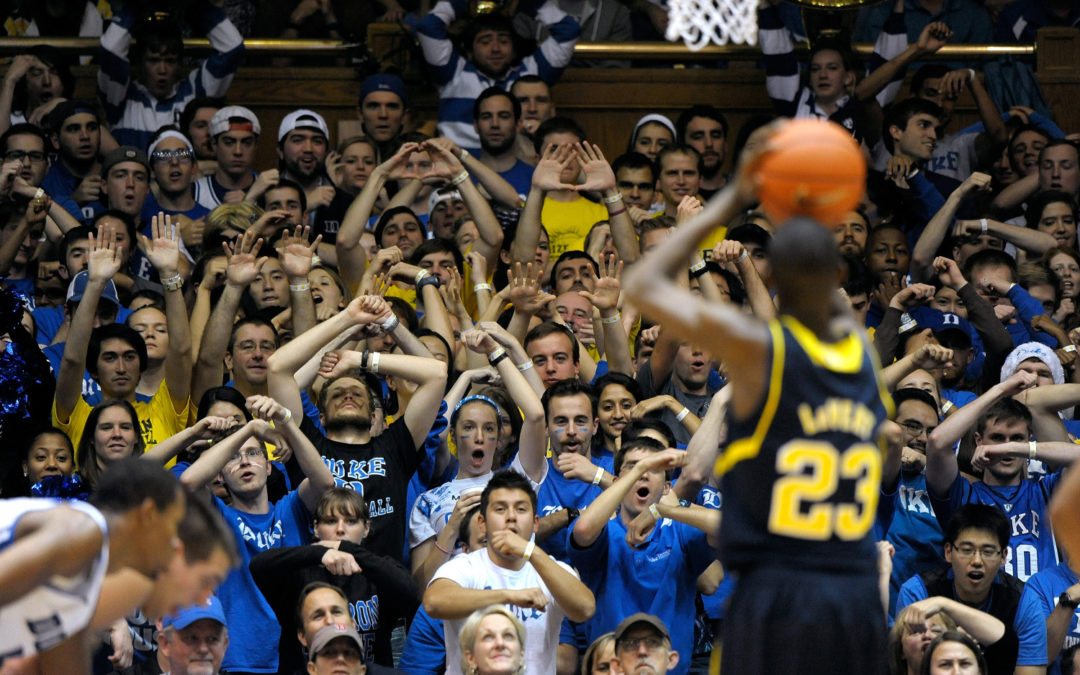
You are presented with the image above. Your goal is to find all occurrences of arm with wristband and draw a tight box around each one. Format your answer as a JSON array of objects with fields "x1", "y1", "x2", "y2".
[
  {"x1": 140, "y1": 213, "x2": 193, "y2": 412},
  {"x1": 280, "y1": 225, "x2": 322, "y2": 339}
]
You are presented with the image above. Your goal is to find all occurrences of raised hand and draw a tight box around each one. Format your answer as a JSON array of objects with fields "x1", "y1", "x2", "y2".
[
  {"x1": 887, "y1": 281, "x2": 934, "y2": 311},
  {"x1": 476, "y1": 320, "x2": 521, "y2": 353},
  {"x1": 139, "y1": 212, "x2": 181, "y2": 277},
  {"x1": 345, "y1": 293, "x2": 391, "y2": 325},
  {"x1": 555, "y1": 452, "x2": 601, "y2": 483},
  {"x1": 629, "y1": 395, "x2": 678, "y2": 419},
  {"x1": 251, "y1": 209, "x2": 291, "y2": 238},
  {"x1": 368, "y1": 246, "x2": 404, "y2": 276},
  {"x1": 88, "y1": 224, "x2": 124, "y2": 282},
  {"x1": 246, "y1": 394, "x2": 291, "y2": 424},
  {"x1": 325, "y1": 150, "x2": 344, "y2": 188},
  {"x1": 489, "y1": 529, "x2": 531, "y2": 560},
  {"x1": 222, "y1": 229, "x2": 268, "y2": 288},
  {"x1": 280, "y1": 225, "x2": 323, "y2": 278},
  {"x1": 72, "y1": 175, "x2": 103, "y2": 203},
  {"x1": 466, "y1": 250, "x2": 488, "y2": 286},
  {"x1": 424, "y1": 138, "x2": 467, "y2": 176},
  {"x1": 958, "y1": 171, "x2": 992, "y2": 195},
  {"x1": 916, "y1": 21, "x2": 951, "y2": 54},
  {"x1": 676, "y1": 194, "x2": 703, "y2": 225},
  {"x1": 579, "y1": 255, "x2": 622, "y2": 312},
  {"x1": 318, "y1": 349, "x2": 363, "y2": 378},
  {"x1": 574, "y1": 142, "x2": 616, "y2": 193},
  {"x1": 885, "y1": 155, "x2": 915, "y2": 189},
  {"x1": 711, "y1": 239, "x2": 745, "y2": 266},
  {"x1": 1001, "y1": 369, "x2": 1038, "y2": 396},
  {"x1": 531, "y1": 144, "x2": 577, "y2": 192},
  {"x1": 940, "y1": 69, "x2": 973, "y2": 99},
  {"x1": 507, "y1": 262, "x2": 554, "y2": 315},
  {"x1": 912, "y1": 344, "x2": 954, "y2": 370},
  {"x1": 933, "y1": 256, "x2": 967, "y2": 290},
  {"x1": 380, "y1": 142, "x2": 422, "y2": 182},
  {"x1": 307, "y1": 185, "x2": 336, "y2": 210},
  {"x1": 462, "y1": 328, "x2": 500, "y2": 355}
]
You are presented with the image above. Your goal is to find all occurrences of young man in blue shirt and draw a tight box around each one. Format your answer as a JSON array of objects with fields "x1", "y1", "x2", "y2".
[{"x1": 569, "y1": 440, "x2": 714, "y2": 675}]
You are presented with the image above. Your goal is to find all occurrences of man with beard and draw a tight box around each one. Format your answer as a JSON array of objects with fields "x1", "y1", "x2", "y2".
[
  {"x1": 43, "y1": 100, "x2": 105, "y2": 223},
  {"x1": 896, "y1": 505, "x2": 1041, "y2": 675},
  {"x1": 268, "y1": 294, "x2": 448, "y2": 561},
  {"x1": 512, "y1": 379, "x2": 615, "y2": 559},
  {"x1": 278, "y1": 109, "x2": 333, "y2": 225},
  {"x1": 423, "y1": 470, "x2": 595, "y2": 675},
  {"x1": 675, "y1": 106, "x2": 727, "y2": 199},
  {"x1": 474, "y1": 87, "x2": 534, "y2": 197},
  {"x1": 409, "y1": 3, "x2": 581, "y2": 152},
  {"x1": 358, "y1": 74, "x2": 409, "y2": 162},
  {"x1": 926, "y1": 371, "x2": 1080, "y2": 587},
  {"x1": 97, "y1": 1, "x2": 243, "y2": 149}
]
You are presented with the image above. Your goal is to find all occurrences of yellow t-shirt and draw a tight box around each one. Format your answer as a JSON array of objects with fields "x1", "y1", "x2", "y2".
[
  {"x1": 652, "y1": 209, "x2": 727, "y2": 258},
  {"x1": 53, "y1": 378, "x2": 191, "y2": 454},
  {"x1": 542, "y1": 196, "x2": 610, "y2": 258}
]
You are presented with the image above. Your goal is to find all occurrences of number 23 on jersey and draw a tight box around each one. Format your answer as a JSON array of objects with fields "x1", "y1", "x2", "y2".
[{"x1": 768, "y1": 440, "x2": 881, "y2": 541}]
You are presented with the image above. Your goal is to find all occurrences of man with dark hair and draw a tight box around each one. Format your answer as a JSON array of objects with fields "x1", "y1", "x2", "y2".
[
  {"x1": 675, "y1": 105, "x2": 728, "y2": 198},
  {"x1": 178, "y1": 96, "x2": 224, "y2": 168},
  {"x1": 277, "y1": 109, "x2": 332, "y2": 207},
  {"x1": 358, "y1": 73, "x2": 409, "y2": 161},
  {"x1": 524, "y1": 321, "x2": 580, "y2": 389},
  {"x1": 409, "y1": 1, "x2": 580, "y2": 151},
  {"x1": 54, "y1": 217, "x2": 192, "y2": 451},
  {"x1": 474, "y1": 86, "x2": 533, "y2": 196},
  {"x1": 0, "y1": 458, "x2": 184, "y2": 671},
  {"x1": 423, "y1": 469, "x2": 595, "y2": 675},
  {"x1": 143, "y1": 129, "x2": 211, "y2": 251},
  {"x1": 97, "y1": 2, "x2": 244, "y2": 148},
  {"x1": 42, "y1": 99, "x2": 105, "y2": 223},
  {"x1": 612, "y1": 151, "x2": 656, "y2": 211},
  {"x1": 896, "y1": 504, "x2": 1039, "y2": 675},
  {"x1": 195, "y1": 106, "x2": 261, "y2": 210},
  {"x1": 964, "y1": 248, "x2": 1056, "y2": 348},
  {"x1": 927, "y1": 372, "x2": 1080, "y2": 585},
  {"x1": 511, "y1": 75, "x2": 556, "y2": 138}
]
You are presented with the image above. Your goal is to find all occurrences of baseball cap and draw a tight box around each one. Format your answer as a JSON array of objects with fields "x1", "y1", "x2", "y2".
[
  {"x1": 163, "y1": 595, "x2": 227, "y2": 631},
  {"x1": 66, "y1": 271, "x2": 120, "y2": 308},
  {"x1": 308, "y1": 624, "x2": 365, "y2": 662},
  {"x1": 359, "y1": 73, "x2": 408, "y2": 107},
  {"x1": 278, "y1": 109, "x2": 329, "y2": 143},
  {"x1": 101, "y1": 146, "x2": 149, "y2": 176},
  {"x1": 613, "y1": 613, "x2": 670, "y2": 645},
  {"x1": 909, "y1": 307, "x2": 975, "y2": 348},
  {"x1": 428, "y1": 188, "x2": 463, "y2": 214},
  {"x1": 47, "y1": 99, "x2": 97, "y2": 133},
  {"x1": 209, "y1": 106, "x2": 261, "y2": 138},
  {"x1": 726, "y1": 223, "x2": 772, "y2": 250}
]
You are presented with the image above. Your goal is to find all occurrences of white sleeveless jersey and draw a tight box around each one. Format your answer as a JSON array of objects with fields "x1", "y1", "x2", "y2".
[{"x1": 0, "y1": 499, "x2": 109, "y2": 662}]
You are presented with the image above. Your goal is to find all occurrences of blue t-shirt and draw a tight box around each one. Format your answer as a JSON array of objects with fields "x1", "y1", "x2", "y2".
[
  {"x1": 399, "y1": 605, "x2": 446, "y2": 675},
  {"x1": 1020, "y1": 562, "x2": 1080, "y2": 675},
  {"x1": 498, "y1": 159, "x2": 534, "y2": 197},
  {"x1": 885, "y1": 470, "x2": 945, "y2": 613},
  {"x1": 214, "y1": 491, "x2": 312, "y2": 673},
  {"x1": 897, "y1": 569, "x2": 1046, "y2": 667},
  {"x1": 34, "y1": 305, "x2": 134, "y2": 348},
  {"x1": 932, "y1": 471, "x2": 1063, "y2": 582},
  {"x1": 140, "y1": 191, "x2": 211, "y2": 229},
  {"x1": 568, "y1": 513, "x2": 713, "y2": 675}
]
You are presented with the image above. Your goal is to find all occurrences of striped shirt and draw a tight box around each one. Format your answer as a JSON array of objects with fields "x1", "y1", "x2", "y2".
[
  {"x1": 97, "y1": 1, "x2": 244, "y2": 150},
  {"x1": 410, "y1": 0, "x2": 580, "y2": 152}
]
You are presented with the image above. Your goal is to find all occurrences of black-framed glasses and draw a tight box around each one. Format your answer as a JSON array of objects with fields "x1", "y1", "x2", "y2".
[
  {"x1": 952, "y1": 544, "x2": 1003, "y2": 560},
  {"x1": 899, "y1": 420, "x2": 936, "y2": 437},
  {"x1": 150, "y1": 149, "x2": 194, "y2": 165},
  {"x1": 5, "y1": 150, "x2": 46, "y2": 163}
]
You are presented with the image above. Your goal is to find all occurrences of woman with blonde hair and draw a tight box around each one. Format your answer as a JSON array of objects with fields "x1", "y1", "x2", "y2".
[
  {"x1": 459, "y1": 605, "x2": 526, "y2": 675},
  {"x1": 888, "y1": 600, "x2": 1004, "y2": 675},
  {"x1": 581, "y1": 632, "x2": 616, "y2": 675}
]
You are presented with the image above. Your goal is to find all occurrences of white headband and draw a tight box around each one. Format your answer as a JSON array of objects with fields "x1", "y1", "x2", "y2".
[{"x1": 147, "y1": 130, "x2": 194, "y2": 157}]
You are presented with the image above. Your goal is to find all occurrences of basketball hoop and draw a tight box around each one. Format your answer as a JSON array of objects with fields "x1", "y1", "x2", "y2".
[{"x1": 665, "y1": 0, "x2": 758, "y2": 50}]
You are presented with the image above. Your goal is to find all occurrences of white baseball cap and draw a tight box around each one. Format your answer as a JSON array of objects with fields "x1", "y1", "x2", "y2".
[
  {"x1": 209, "y1": 106, "x2": 261, "y2": 138},
  {"x1": 278, "y1": 109, "x2": 329, "y2": 143}
]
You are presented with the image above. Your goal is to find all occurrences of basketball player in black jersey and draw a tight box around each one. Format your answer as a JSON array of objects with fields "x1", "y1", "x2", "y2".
[{"x1": 625, "y1": 157, "x2": 893, "y2": 675}]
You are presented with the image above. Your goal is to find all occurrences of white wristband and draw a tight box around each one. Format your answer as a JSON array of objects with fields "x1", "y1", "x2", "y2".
[
  {"x1": 516, "y1": 360, "x2": 534, "y2": 372},
  {"x1": 676, "y1": 407, "x2": 690, "y2": 422},
  {"x1": 280, "y1": 408, "x2": 292, "y2": 426},
  {"x1": 522, "y1": 539, "x2": 535, "y2": 562},
  {"x1": 473, "y1": 283, "x2": 493, "y2": 293},
  {"x1": 980, "y1": 218, "x2": 988, "y2": 235},
  {"x1": 648, "y1": 504, "x2": 661, "y2": 520},
  {"x1": 592, "y1": 466, "x2": 604, "y2": 485},
  {"x1": 370, "y1": 351, "x2": 381, "y2": 374},
  {"x1": 1029, "y1": 440, "x2": 1038, "y2": 460}
]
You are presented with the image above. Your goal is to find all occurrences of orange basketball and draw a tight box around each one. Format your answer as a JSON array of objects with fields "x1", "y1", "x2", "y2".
[{"x1": 747, "y1": 119, "x2": 866, "y2": 227}]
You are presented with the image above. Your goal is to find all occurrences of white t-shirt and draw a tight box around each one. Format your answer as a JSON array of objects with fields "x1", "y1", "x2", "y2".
[
  {"x1": 408, "y1": 473, "x2": 492, "y2": 549},
  {"x1": 0, "y1": 499, "x2": 109, "y2": 662},
  {"x1": 431, "y1": 548, "x2": 577, "y2": 675}
]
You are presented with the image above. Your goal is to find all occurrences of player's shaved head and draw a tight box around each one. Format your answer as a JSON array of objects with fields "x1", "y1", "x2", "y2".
[{"x1": 769, "y1": 218, "x2": 842, "y2": 286}]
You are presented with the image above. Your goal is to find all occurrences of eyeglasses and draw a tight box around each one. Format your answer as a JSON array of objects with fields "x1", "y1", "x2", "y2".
[
  {"x1": 899, "y1": 420, "x2": 936, "y2": 437},
  {"x1": 234, "y1": 340, "x2": 277, "y2": 354},
  {"x1": 5, "y1": 150, "x2": 46, "y2": 163},
  {"x1": 952, "y1": 544, "x2": 1003, "y2": 560},
  {"x1": 225, "y1": 447, "x2": 266, "y2": 465},
  {"x1": 617, "y1": 636, "x2": 665, "y2": 652},
  {"x1": 150, "y1": 149, "x2": 194, "y2": 165}
]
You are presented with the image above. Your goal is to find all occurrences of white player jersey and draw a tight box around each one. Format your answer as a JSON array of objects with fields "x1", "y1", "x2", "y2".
[{"x1": 0, "y1": 499, "x2": 109, "y2": 662}]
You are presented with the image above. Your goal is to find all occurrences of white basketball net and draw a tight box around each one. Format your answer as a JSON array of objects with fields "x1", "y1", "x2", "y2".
[{"x1": 665, "y1": 0, "x2": 758, "y2": 50}]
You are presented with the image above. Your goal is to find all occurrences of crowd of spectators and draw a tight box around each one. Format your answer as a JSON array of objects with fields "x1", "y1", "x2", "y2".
[{"x1": 1, "y1": 0, "x2": 1080, "y2": 674}]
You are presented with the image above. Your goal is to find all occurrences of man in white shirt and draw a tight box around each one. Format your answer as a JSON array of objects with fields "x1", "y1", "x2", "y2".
[{"x1": 423, "y1": 470, "x2": 595, "y2": 675}]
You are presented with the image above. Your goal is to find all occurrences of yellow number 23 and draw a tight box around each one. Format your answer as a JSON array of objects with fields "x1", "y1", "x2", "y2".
[{"x1": 767, "y1": 440, "x2": 881, "y2": 541}]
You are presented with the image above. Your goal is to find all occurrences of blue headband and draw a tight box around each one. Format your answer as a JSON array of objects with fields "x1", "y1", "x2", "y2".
[{"x1": 451, "y1": 395, "x2": 502, "y2": 426}]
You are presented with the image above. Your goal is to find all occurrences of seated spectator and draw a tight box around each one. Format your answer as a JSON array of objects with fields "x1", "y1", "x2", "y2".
[
  {"x1": 155, "y1": 596, "x2": 230, "y2": 675},
  {"x1": 0, "y1": 47, "x2": 74, "y2": 133},
  {"x1": 610, "y1": 614, "x2": 681, "y2": 675},
  {"x1": 627, "y1": 114, "x2": 674, "y2": 162},
  {"x1": 459, "y1": 605, "x2": 527, "y2": 675},
  {"x1": 42, "y1": 100, "x2": 106, "y2": 224},
  {"x1": 358, "y1": 73, "x2": 409, "y2": 162},
  {"x1": 98, "y1": 2, "x2": 244, "y2": 148},
  {"x1": 306, "y1": 624, "x2": 374, "y2": 675}
]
